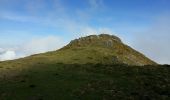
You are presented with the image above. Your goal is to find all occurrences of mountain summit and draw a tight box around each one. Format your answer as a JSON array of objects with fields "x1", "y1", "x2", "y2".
[{"x1": 39, "y1": 34, "x2": 156, "y2": 66}]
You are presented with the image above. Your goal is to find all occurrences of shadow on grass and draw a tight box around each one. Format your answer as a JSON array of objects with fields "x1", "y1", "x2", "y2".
[{"x1": 0, "y1": 63, "x2": 170, "y2": 100}]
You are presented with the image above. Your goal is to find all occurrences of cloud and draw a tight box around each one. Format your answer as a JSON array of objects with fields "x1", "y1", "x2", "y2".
[
  {"x1": 68, "y1": 25, "x2": 117, "y2": 39},
  {"x1": 0, "y1": 50, "x2": 16, "y2": 61},
  {"x1": 0, "y1": 11, "x2": 41, "y2": 23},
  {"x1": 131, "y1": 15, "x2": 170, "y2": 64},
  {"x1": 20, "y1": 36, "x2": 65, "y2": 55},
  {"x1": 80, "y1": 27, "x2": 114, "y2": 35},
  {"x1": 0, "y1": 35, "x2": 66, "y2": 61},
  {"x1": 0, "y1": 48, "x2": 4, "y2": 53}
]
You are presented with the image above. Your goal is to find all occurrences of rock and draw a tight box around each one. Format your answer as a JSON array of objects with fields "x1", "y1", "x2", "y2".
[{"x1": 105, "y1": 40, "x2": 113, "y2": 47}]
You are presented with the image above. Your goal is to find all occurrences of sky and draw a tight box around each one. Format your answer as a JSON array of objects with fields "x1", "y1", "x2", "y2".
[{"x1": 0, "y1": 0, "x2": 170, "y2": 64}]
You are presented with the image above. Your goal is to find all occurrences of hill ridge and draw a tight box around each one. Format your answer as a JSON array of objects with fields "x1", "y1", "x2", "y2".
[
  {"x1": 0, "y1": 34, "x2": 157, "y2": 66},
  {"x1": 65, "y1": 34, "x2": 122, "y2": 48},
  {"x1": 54, "y1": 34, "x2": 157, "y2": 66}
]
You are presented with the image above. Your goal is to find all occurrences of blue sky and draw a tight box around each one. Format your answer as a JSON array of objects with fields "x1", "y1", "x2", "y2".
[{"x1": 0, "y1": 0, "x2": 170, "y2": 64}]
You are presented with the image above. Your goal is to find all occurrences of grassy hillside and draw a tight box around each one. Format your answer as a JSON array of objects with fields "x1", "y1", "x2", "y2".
[
  {"x1": 58, "y1": 34, "x2": 156, "y2": 65},
  {"x1": 12, "y1": 34, "x2": 156, "y2": 66},
  {"x1": 0, "y1": 62, "x2": 170, "y2": 100},
  {"x1": 0, "y1": 34, "x2": 166, "y2": 100}
]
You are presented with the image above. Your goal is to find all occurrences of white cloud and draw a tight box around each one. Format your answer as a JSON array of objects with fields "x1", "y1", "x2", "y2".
[
  {"x1": 79, "y1": 27, "x2": 117, "y2": 36},
  {"x1": 0, "y1": 48, "x2": 4, "y2": 53},
  {"x1": 79, "y1": 27, "x2": 98, "y2": 36},
  {"x1": 0, "y1": 11, "x2": 39, "y2": 23},
  {"x1": 70, "y1": 26, "x2": 115, "y2": 38},
  {"x1": 20, "y1": 36, "x2": 65, "y2": 55},
  {"x1": 0, "y1": 50, "x2": 16, "y2": 61},
  {"x1": 0, "y1": 36, "x2": 66, "y2": 61}
]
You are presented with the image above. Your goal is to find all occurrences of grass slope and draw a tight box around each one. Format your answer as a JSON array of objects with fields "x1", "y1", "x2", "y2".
[
  {"x1": 0, "y1": 34, "x2": 165, "y2": 100},
  {"x1": 15, "y1": 34, "x2": 156, "y2": 67},
  {"x1": 56, "y1": 34, "x2": 157, "y2": 65},
  {"x1": 0, "y1": 62, "x2": 170, "y2": 100}
]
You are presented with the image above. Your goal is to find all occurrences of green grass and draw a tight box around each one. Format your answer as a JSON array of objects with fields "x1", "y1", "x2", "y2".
[{"x1": 0, "y1": 63, "x2": 170, "y2": 100}]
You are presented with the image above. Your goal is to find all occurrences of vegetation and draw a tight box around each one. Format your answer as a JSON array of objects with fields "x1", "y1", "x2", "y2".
[
  {"x1": 24, "y1": 34, "x2": 156, "y2": 66},
  {"x1": 0, "y1": 34, "x2": 167, "y2": 100},
  {"x1": 0, "y1": 63, "x2": 170, "y2": 100}
]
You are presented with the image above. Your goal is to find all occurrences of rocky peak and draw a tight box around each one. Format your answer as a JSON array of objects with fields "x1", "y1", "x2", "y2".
[
  {"x1": 98, "y1": 34, "x2": 122, "y2": 42},
  {"x1": 55, "y1": 34, "x2": 157, "y2": 65},
  {"x1": 67, "y1": 34, "x2": 122, "y2": 47}
]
